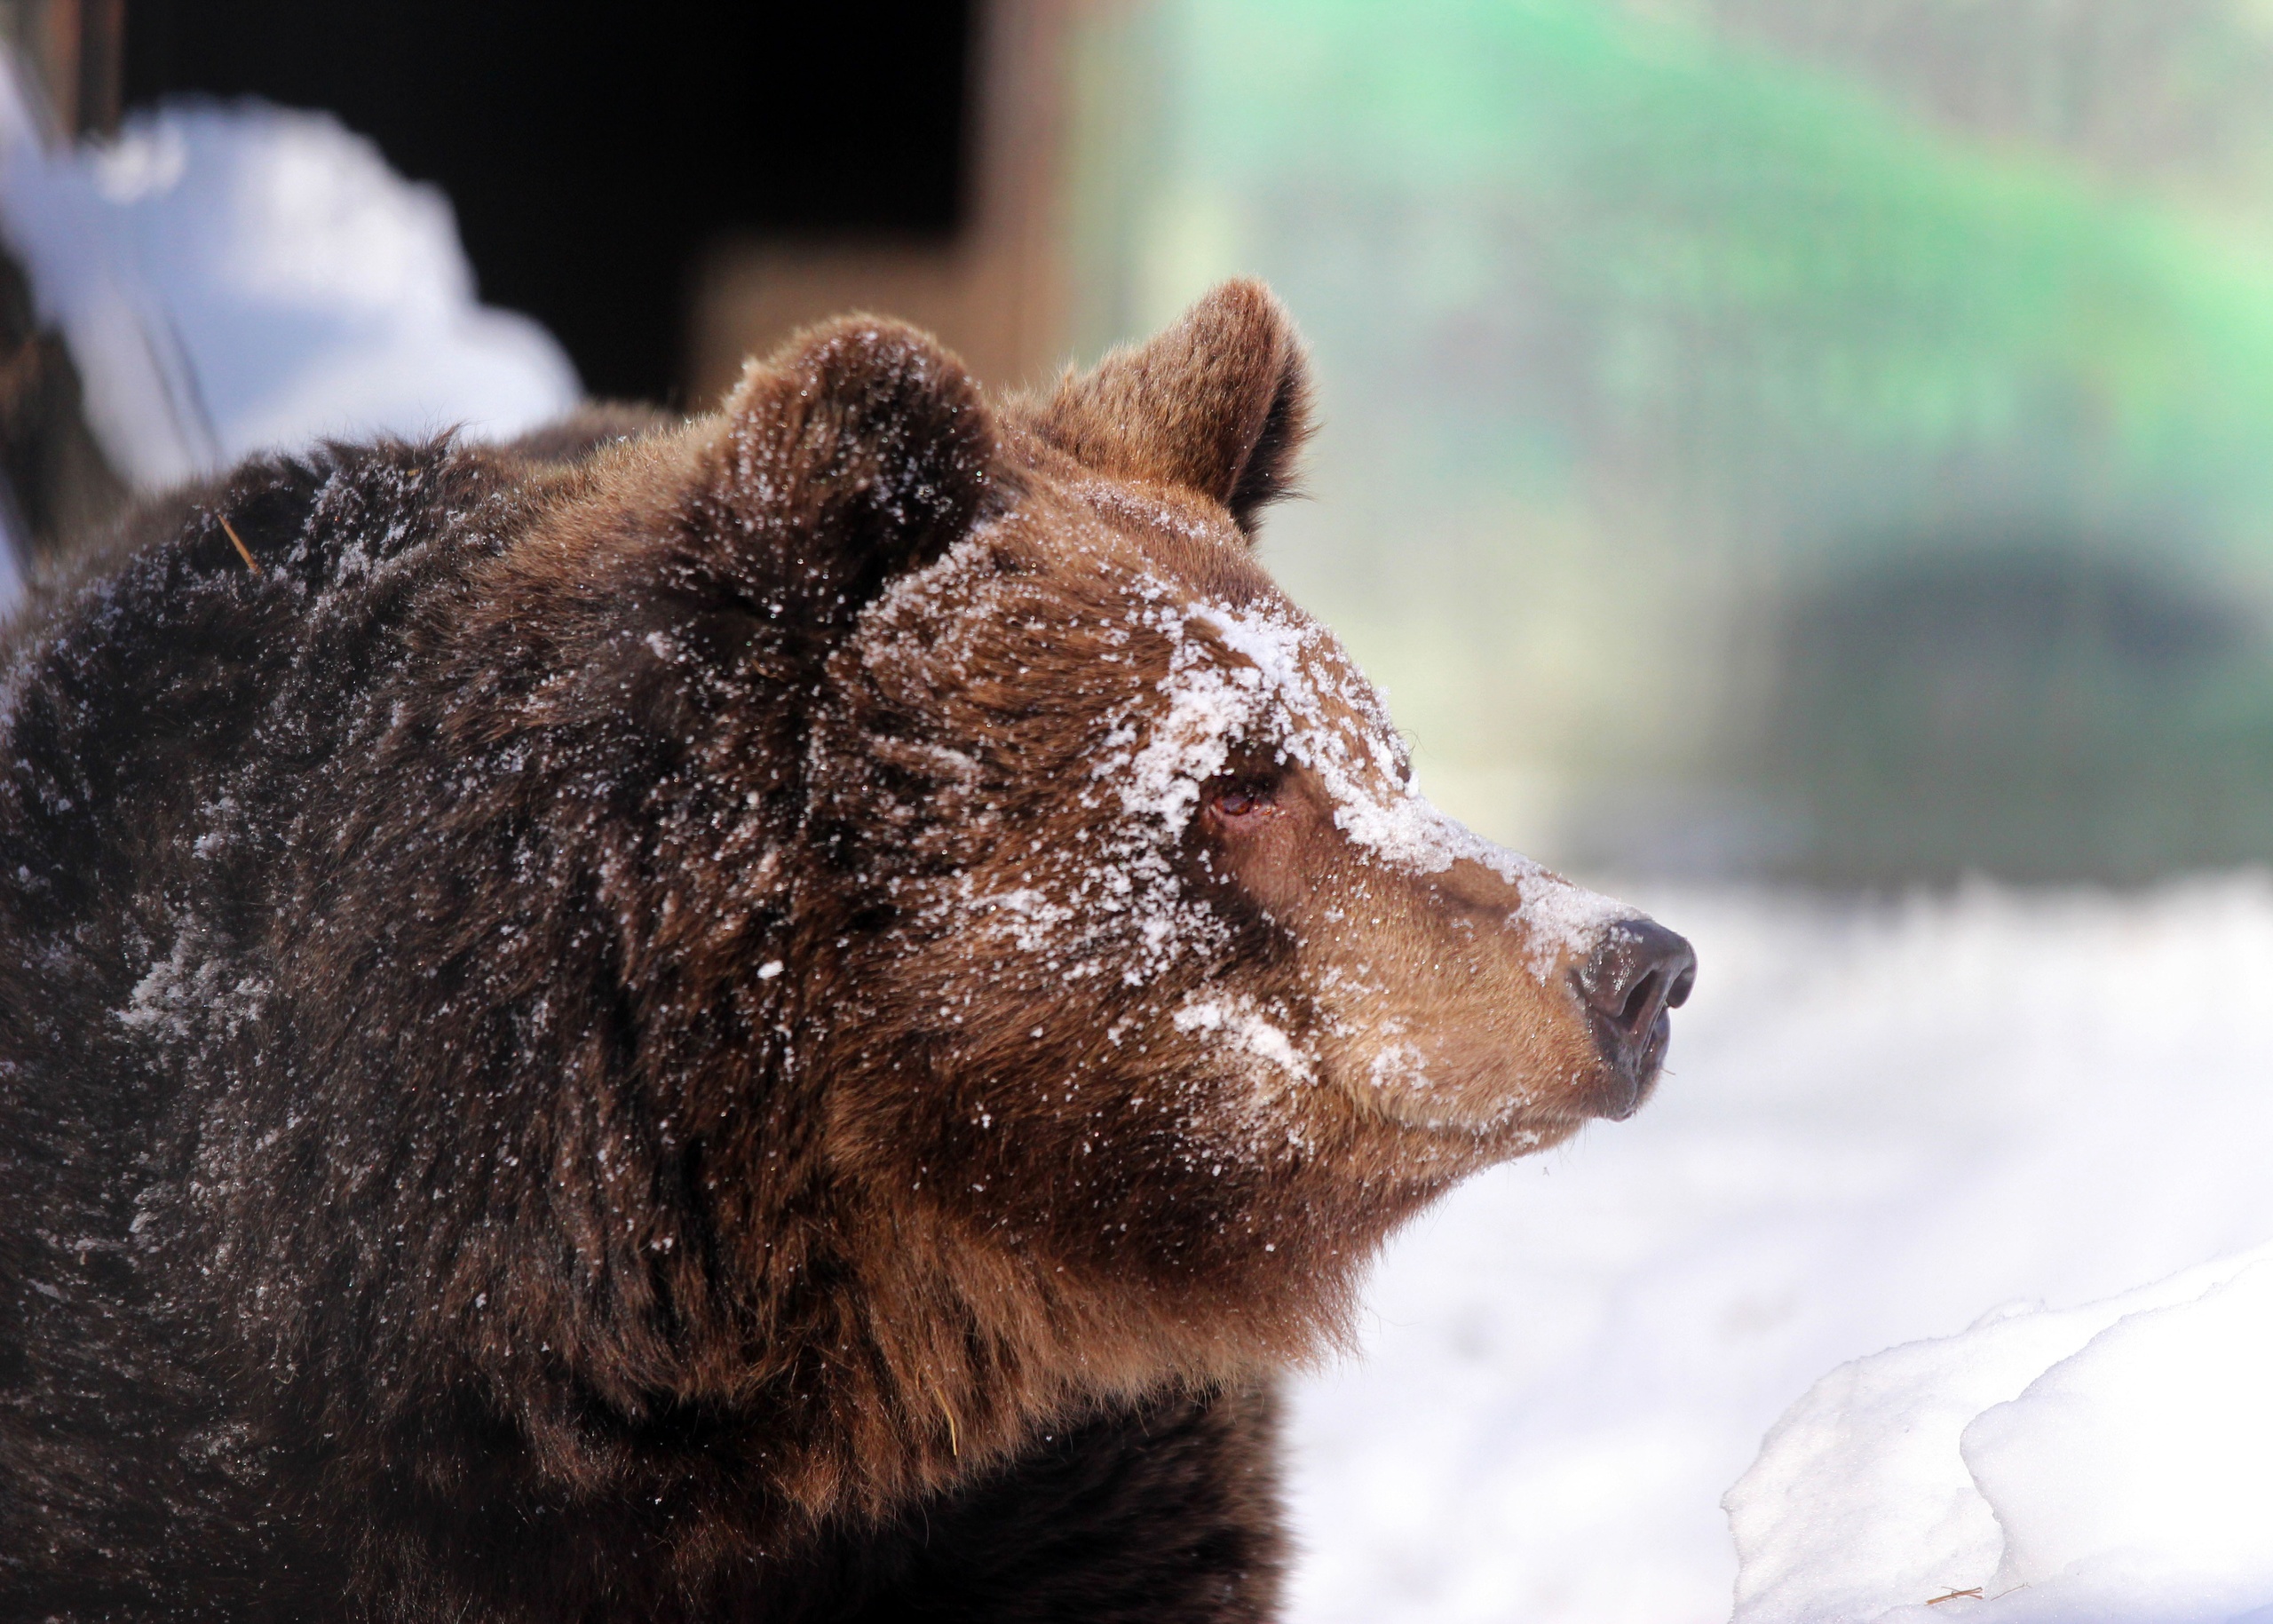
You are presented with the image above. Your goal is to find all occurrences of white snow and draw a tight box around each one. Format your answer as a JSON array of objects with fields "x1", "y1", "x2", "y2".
[
  {"x1": 0, "y1": 49, "x2": 579, "y2": 611},
  {"x1": 1729, "y1": 1243, "x2": 2273, "y2": 1623},
  {"x1": 1285, "y1": 876, "x2": 2273, "y2": 1624}
]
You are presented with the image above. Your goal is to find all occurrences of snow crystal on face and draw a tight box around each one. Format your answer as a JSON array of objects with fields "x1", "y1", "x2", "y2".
[
  {"x1": 1174, "y1": 994, "x2": 1317, "y2": 1086},
  {"x1": 1365, "y1": 1037, "x2": 1430, "y2": 1095},
  {"x1": 1117, "y1": 638, "x2": 1260, "y2": 830},
  {"x1": 972, "y1": 885, "x2": 1081, "y2": 955},
  {"x1": 1515, "y1": 867, "x2": 1639, "y2": 980},
  {"x1": 862, "y1": 522, "x2": 1004, "y2": 638},
  {"x1": 852, "y1": 532, "x2": 1238, "y2": 995}
]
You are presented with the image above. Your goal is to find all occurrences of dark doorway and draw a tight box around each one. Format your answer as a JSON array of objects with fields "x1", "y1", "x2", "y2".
[{"x1": 123, "y1": 2, "x2": 975, "y2": 403}]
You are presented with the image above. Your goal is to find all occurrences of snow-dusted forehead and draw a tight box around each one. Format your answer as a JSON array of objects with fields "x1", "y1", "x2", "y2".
[
  {"x1": 1106, "y1": 592, "x2": 1386, "y2": 828},
  {"x1": 1100, "y1": 590, "x2": 1503, "y2": 874}
]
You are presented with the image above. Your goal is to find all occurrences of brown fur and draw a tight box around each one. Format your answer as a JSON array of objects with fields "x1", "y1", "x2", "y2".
[{"x1": 0, "y1": 281, "x2": 1688, "y2": 1620}]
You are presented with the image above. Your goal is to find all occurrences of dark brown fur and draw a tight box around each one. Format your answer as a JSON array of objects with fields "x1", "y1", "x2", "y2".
[{"x1": 0, "y1": 283, "x2": 1685, "y2": 1620}]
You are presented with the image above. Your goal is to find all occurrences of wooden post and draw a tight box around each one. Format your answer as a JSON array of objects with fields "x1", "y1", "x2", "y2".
[
  {"x1": 0, "y1": 0, "x2": 130, "y2": 565},
  {"x1": 75, "y1": 0, "x2": 121, "y2": 136},
  {"x1": 0, "y1": 0, "x2": 123, "y2": 136},
  {"x1": 684, "y1": 0, "x2": 1077, "y2": 402}
]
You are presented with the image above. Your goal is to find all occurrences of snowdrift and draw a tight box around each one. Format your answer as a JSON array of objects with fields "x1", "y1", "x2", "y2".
[{"x1": 1730, "y1": 1245, "x2": 2273, "y2": 1623}]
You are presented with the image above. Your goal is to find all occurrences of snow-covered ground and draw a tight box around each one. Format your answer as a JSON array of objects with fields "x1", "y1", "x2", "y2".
[
  {"x1": 1286, "y1": 876, "x2": 2273, "y2": 1624},
  {"x1": 1730, "y1": 1240, "x2": 2273, "y2": 1623}
]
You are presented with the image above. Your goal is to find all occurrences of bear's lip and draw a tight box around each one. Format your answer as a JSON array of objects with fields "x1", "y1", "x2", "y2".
[
  {"x1": 1360, "y1": 1095, "x2": 1595, "y2": 1151},
  {"x1": 1343, "y1": 1048, "x2": 1613, "y2": 1146}
]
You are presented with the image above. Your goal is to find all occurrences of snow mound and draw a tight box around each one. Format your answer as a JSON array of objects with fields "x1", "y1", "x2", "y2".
[
  {"x1": 0, "y1": 55, "x2": 579, "y2": 493},
  {"x1": 1729, "y1": 1244, "x2": 2273, "y2": 1624}
]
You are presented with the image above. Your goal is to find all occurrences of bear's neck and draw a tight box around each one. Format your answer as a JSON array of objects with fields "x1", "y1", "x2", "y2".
[{"x1": 734, "y1": 1208, "x2": 1282, "y2": 1526}]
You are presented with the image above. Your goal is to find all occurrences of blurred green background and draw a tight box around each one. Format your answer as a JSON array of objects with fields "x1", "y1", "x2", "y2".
[{"x1": 1068, "y1": 0, "x2": 2273, "y2": 884}]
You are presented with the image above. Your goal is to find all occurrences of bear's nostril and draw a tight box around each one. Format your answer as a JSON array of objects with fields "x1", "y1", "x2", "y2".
[
  {"x1": 1616, "y1": 970, "x2": 1661, "y2": 1033},
  {"x1": 1581, "y1": 920, "x2": 1699, "y2": 1046}
]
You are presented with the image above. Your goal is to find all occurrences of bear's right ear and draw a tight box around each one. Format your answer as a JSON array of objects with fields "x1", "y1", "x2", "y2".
[
  {"x1": 706, "y1": 315, "x2": 996, "y2": 619},
  {"x1": 1033, "y1": 279, "x2": 1311, "y2": 538}
]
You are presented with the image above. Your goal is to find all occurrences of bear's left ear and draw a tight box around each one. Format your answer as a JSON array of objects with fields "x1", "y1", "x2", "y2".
[
  {"x1": 712, "y1": 315, "x2": 996, "y2": 616},
  {"x1": 1034, "y1": 279, "x2": 1312, "y2": 538}
]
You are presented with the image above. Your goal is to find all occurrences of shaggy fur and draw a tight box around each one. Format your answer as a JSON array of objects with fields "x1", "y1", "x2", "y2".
[{"x1": 0, "y1": 281, "x2": 1689, "y2": 1621}]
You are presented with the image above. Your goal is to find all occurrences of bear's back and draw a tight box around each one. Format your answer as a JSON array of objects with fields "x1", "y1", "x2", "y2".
[{"x1": 0, "y1": 436, "x2": 543, "y2": 1612}]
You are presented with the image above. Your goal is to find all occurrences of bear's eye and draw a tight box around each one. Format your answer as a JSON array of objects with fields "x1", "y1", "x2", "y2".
[{"x1": 1206, "y1": 777, "x2": 1281, "y2": 823}]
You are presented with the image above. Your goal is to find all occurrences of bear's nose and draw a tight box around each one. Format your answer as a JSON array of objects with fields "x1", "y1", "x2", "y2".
[{"x1": 1575, "y1": 919, "x2": 1697, "y2": 1119}]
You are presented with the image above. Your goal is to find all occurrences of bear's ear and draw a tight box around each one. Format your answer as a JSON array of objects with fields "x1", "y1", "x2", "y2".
[
  {"x1": 1034, "y1": 280, "x2": 1312, "y2": 538},
  {"x1": 712, "y1": 315, "x2": 996, "y2": 614}
]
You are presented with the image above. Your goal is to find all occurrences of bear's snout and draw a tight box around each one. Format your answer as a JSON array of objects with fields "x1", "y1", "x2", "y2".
[{"x1": 1575, "y1": 919, "x2": 1697, "y2": 1120}]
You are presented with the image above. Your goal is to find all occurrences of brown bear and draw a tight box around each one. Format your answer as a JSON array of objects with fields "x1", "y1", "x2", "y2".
[{"x1": 0, "y1": 281, "x2": 1693, "y2": 1622}]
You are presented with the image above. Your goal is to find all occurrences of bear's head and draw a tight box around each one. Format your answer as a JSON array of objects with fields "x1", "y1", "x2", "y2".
[{"x1": 415, "y1": 281, "x2": 1691, "y2": 1509}]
